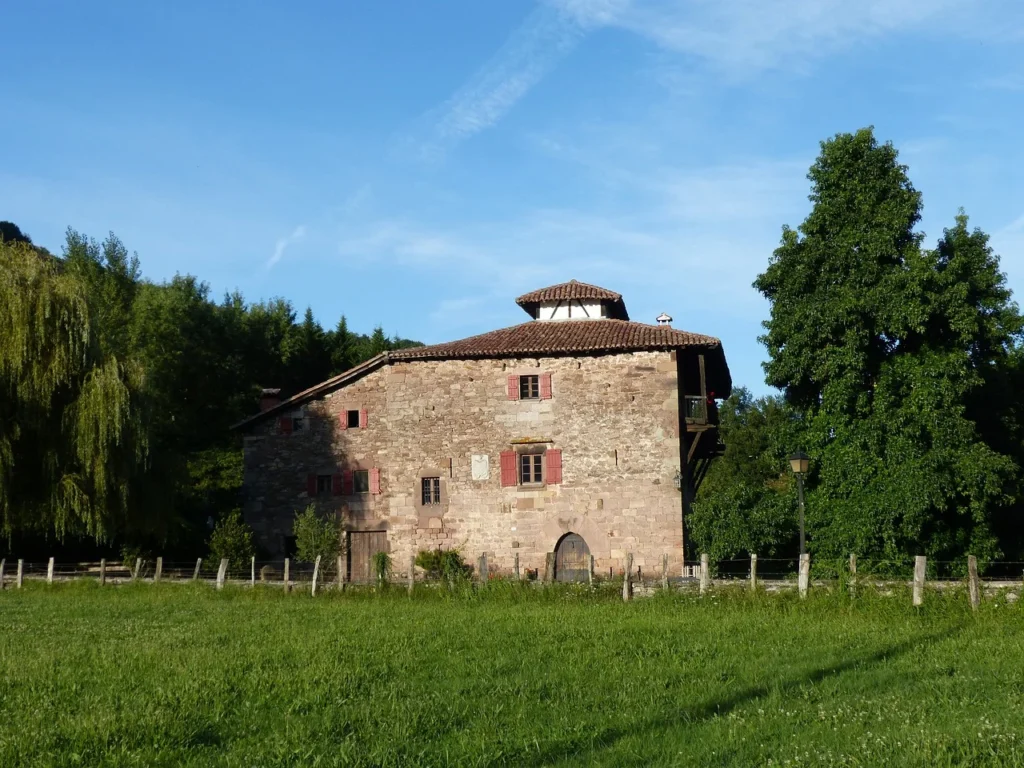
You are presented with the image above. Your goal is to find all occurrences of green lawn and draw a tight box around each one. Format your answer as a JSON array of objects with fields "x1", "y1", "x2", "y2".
[{"x1": 0, "y1": 582, "x2": 1022, "y2": 767}]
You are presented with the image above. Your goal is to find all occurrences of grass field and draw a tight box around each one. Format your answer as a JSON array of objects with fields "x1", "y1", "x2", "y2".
[{"x1": 0, "y1": 582, "x2": 1022, "y2": 767}]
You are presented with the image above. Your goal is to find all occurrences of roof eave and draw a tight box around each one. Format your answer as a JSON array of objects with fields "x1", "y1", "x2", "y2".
[{"x1": 232, "y1": 352, "x2": 391, "y2": 431}]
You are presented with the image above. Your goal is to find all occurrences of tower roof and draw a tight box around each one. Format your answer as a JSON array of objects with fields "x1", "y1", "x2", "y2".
[{"x1": 515, "y1": 280, "x2": 628, "y2": 320}]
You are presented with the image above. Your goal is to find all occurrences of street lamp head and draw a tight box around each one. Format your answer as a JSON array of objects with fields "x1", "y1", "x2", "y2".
[{"x1": 789, "y1": 451, "x2": 810, "y2": 475}]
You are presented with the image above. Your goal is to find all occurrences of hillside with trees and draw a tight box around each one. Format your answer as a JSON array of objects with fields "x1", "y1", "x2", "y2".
[{"x1": 0, "y1": 224, "x2": 420, "y2": 559}]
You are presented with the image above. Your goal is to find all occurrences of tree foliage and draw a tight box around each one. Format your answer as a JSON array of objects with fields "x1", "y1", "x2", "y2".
[
  {"x1": 752, "y1": 128, "x2": 1023, "y2": 561},
  {"x1": 207, "y1": 509, "x2": 255, "y2": 568},
  {"x1": 292, "y1": 504, "x2": 341, "y2": 564},
  {"x1": 1, "y1": 223, "x2": 420, "y2": 553}
]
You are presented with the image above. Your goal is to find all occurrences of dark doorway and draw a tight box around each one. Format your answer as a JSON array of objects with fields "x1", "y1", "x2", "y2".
[
  {"x1": 348, "y1": 531, "x2": 388, "y2": 583},
  {"x1": 555, "y1": 532, "x2": 590, "y2": 582}
]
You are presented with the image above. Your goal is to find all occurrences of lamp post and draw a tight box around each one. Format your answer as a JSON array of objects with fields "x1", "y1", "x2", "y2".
[{"x1": 789, "y1": 451, "x2": 810, "y2": 556}]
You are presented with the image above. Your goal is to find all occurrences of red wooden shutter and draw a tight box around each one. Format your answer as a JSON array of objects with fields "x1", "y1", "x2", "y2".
[
  {"x1": 306, "y1": 473, "x2": 317, "y2": 496},
  {"x1": 546, "y1": 449, "x2": 562, "y2": 484},
  {"x1": 342, "y1": 470, "x2": 354, "y2": 495},
  {"x1": 332, "y1": 473, "x2": 343, "y2": 496},
  {"x1": 279, "y1": 416, "x2": 292, "y2": 435},
  {"x1": 370, "y1": 467, "x2": 381, "y2": 495},
  {"x1": 360, "y1": 409, "x2": 368, "y2": 429},
  {"x1": 339, "y1": 411, "x2": 348, "y2": 430},
  {"x1": 500, "y1": 451, "x2": 517, "y2": 487},
  {"x1": 540, "y1": 372, "x2": 552, "y2": 400},
  {"x1": 507, "y1": 375, "x2": 519, "y2": 400}
]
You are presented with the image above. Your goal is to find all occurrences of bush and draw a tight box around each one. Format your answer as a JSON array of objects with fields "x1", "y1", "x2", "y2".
[
  {"x1": 372, "y1": 551, "x2": 392, "y2": 584},
  {"x1": 292, "y1": 504, "x2": 341, "y2": 564},
  {"x1": 207, "y1": 509, "x2": 255, "y2": 571},
  {"x1": 415, "y1": 548, "x2": 472, "y2": 580}
]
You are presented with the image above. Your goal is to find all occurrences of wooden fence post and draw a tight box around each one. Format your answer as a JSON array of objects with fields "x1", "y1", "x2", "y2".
[
  {"x1": 513, "y1": 553, "x2": 520, "y2": 580},
  {"x1": 251, "y1": 556, "x2": 256, "y2": 587},
  {"x1": 193, "y1": 558, "x2": 202, "y2": 580},
  {"x1": 17, "y1": 559, "x2": 24, "y2": 588},
  {"x1": 311, "y1": 555, "x2": 321, "y2": 596},
  {"x1": 154, "y1": 557, "x2": 163, "y2": 583},
  {"x1": 588, "y1": 555, "x2": 595, "y2": 586},
  {"x1": 283, "y1": 558, "x2": 291, "y2": 593},
  {"x1": 337, "y1": 555, "x2": 345, "y2": 591},
  {"x1": 47, "y1": 557, "x2": 54, "y2": 584},
  {"x1": 216, "y1": 558, "x2": 228, "y2": 590},
  {"x1": 699, "y1": 553, "x2": 710, "y2": 595},
  {"x1": 544, "y1": 552, "x2": 555, "y2": 583},
  {"x1": 848, "y1": 553, "x2": 857, "y2": 596},
  {"x1": 913, "y1": 555, "x2": 926, "y2": 607},
  {"x1": 661, "y1": 554, "x2": 669, "y2": 590},
  {"x1": 408, "y1": 554, "x2": 415, "y2": 595},
  {"x1": 750, "y1": 554, "x2": 758, "y2": 592},
  {"x1": 622, "y1": 553, "x2": 633, "y2": 601},
  {"x1": 479, "y1": 553, "x2": 488, "y2": 585},
  {"x1": 99, "y1": 558, "x2": 106, "y2": 586},
  {"x1": 968, "y1": 555, "x2": 981, "y2": 610},
  {"x1": 133, "y1": 557, "x2": 142, "y2": 582},
  {"x1": 798, "y1": 553, "x2": 810, "y2": 598},
  {"x1": 0, "y1": 558, "x2": 5, "y2": 589}
]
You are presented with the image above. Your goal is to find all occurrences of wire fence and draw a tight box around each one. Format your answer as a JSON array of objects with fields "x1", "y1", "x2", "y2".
[{"x1": 1, "y1": 553, "x2": 1022, "y2": 608}]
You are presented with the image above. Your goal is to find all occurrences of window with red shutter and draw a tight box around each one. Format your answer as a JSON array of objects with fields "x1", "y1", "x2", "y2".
[
  {"x1": 279, "y1": 417, "x2": 293, "y2": 435},
  {"x1": 306, "y1": 474, "x2": 317, "y2": 497},
  {"x1": 500, "y1": 451, "x2": 517, "y2": 487},
  {"x1": 507, "y1": 375, "x2": 519, "y2": 400},
  {"x1": 342, "y1": 470, "x2": 354, "y2": 495},
  {"x1": 545, "y1": 449, "x2": 562, "y2": 485},
  {"x1": 360, "y1": 409, "x2": 368, "y2": 429},
  {"x1": 539, "y1": 373, "x2": 552, "y2": 400},
  {"x1": 370, "y1": 467, "x2": 381, "y2": 495}
]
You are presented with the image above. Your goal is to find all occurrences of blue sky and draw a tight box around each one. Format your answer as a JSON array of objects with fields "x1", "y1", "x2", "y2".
[{"x1": 3, "y1": 0, "x2": 1023, "y2": 394}]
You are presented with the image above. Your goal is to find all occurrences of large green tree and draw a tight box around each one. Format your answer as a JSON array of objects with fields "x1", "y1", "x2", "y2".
[
  {"x1": 0, "y1": 237, "x2": 148, "y2": 541},
  {"x1": 754, "y1": 128, "x2": 1022, "y2": 561}
]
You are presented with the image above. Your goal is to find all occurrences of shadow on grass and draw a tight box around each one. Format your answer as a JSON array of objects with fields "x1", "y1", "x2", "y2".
[{"x1": 488, "y1": 624, "x2": 965, "y2": 767}]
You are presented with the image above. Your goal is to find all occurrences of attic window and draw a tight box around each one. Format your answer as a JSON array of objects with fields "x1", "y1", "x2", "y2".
[
  {"x1": 347, "y1": 410, "x2": 360, "y2": 428},
  {"x1": 292, "y1": 417, "x2": 305, "y2": 432},
  {"x1": 519, "y1": 375, "x2": 539, "y2": 400}
]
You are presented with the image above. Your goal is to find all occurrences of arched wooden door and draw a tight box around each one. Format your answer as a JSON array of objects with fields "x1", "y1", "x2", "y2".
[{"x1": 555, "y1": 533, "x2": 590, "y2": 582}]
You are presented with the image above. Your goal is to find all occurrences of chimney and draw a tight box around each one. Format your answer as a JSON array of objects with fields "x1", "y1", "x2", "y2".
[
  {"x1": 259, "y1": 388, "x2": 281, "y2": 412},
  {"x1": 656, "y1": 313, "x2": 672, "y2": 327}
]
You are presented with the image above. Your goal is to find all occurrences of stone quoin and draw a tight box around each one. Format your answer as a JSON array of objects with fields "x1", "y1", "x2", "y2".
[{"x1": 234, "y1": 280, "x2": 731, "y2": 582}]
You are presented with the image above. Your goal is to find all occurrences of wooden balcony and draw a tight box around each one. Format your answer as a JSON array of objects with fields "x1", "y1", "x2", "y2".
[{"x1": 684, "y1": 396, "x2": 719, "y2": 429}]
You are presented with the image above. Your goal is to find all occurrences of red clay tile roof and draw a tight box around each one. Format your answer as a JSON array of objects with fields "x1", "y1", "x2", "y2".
[
  {"x1": 515, "y1": 280, "x2": 622, "y2": 305},
  {"x1": 390, "y1": 319, "x2": 721, "y2": 360}
]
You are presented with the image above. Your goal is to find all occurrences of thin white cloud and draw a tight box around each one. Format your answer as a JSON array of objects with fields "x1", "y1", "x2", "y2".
[
  {"x1": 266, "y1": 225, "x2": 306, "y2": 270},
  {"x1": 551, "y1": 0, "x2": 982, "y2": 74},
  {"x1": 402, "y1": 3, "x2": 594, "y2": 163}
]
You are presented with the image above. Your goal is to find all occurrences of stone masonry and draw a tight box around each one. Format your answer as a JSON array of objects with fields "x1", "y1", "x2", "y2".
[{"x1": 242, "y1": 350, "x2": 687, "y2": 576}]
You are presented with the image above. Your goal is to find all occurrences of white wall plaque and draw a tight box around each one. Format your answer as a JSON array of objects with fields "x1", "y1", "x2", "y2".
[{"x1": 471, "y1": 454, "x2": 490, "y2": 481}]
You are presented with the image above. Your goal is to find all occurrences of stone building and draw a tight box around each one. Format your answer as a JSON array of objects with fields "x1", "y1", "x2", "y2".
[{"x1": 235, "y1": 280, "x2": 731, "y2": 582}]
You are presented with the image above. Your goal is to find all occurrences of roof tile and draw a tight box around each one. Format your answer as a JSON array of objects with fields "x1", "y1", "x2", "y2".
[{"x1": 390, "y1": 319, "x2": 721, "y2": 360}]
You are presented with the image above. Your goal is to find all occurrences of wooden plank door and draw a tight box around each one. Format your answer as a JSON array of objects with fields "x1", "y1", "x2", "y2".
[
  {"x1": 555, "y1": 533, "x2": 590, "y2": 582},
  {"x1": 348, "y1": 531, "x2": 388, "y2": 583}
]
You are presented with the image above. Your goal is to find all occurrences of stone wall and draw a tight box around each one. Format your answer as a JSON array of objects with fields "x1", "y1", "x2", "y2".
[{"x1": 241, "y1": 349, "x2": 689, "y2": 576}]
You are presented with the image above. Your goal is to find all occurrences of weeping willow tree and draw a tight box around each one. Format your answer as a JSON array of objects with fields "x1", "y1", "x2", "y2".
[{"x1": 0, "y1": 238, "x2": 148, "y2": 541}]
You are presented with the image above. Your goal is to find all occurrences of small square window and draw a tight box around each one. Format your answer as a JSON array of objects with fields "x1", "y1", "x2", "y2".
[
  {"x1": 519, "y1": 375, "x2": 539, "y2": 400},
  {"x1": 347, "y1": 410, "x2": 360, "y2": 428},
  {"x1": 421, "y1": 477, "x2": 441, "y2": 505},
  {"x1": 353, "y1": 470, "x2": 369, "y2": 494},
  {"x1": 292, "y1": 417, "x2": 305, "y2": 432},
  {"x1": 316, "y1": 474, "x2": 332, "y2": 495},
  {"x1": 519, "y1": 453, "x2": 543, "y2": 485}
]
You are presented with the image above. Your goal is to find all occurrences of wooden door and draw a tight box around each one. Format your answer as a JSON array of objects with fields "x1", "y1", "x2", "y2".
[
  {"x1": 555, "y1": 533, "x2": 590, "y2": 582},
  {"x1": 348, "y1": 531, "x2": 388, "y2": 583}
]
